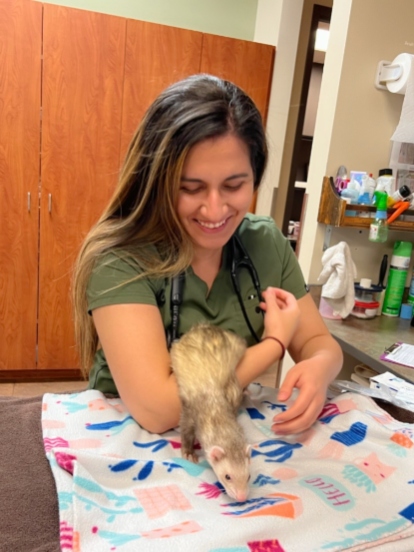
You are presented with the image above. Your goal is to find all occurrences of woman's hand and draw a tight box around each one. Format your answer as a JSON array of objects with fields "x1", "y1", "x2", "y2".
[
  {"x1": 270, "y1": 357, "x2": 331, "y2": 434},
  {"x1": 269, "y1": 293, "x2": 343, "y2": 435},
  {"x1": 259, "y1": 287, "x2": 300, "y2": 347}
]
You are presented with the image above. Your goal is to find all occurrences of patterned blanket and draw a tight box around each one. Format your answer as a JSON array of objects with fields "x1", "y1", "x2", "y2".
[{"x1": 41, "y1": 385, "x2": 414, "y2": 552}]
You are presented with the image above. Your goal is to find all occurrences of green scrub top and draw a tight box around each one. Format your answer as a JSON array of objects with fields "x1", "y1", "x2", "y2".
[{"x1": 86, "y1": 214, "x2": 308, "y2": 394}]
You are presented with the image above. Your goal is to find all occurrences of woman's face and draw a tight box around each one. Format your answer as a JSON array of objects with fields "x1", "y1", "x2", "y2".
[{"x1": 177, "y1": 134, "x2": 254, "y2": 257}]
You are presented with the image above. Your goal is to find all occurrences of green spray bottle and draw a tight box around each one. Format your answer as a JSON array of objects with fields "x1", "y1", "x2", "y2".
[
  {"x1": 368, "y1": 191, "x2": 388, "y2": 243},
  {"x1": 382, "y1": 241, "x2": 413, "y2": 316}
]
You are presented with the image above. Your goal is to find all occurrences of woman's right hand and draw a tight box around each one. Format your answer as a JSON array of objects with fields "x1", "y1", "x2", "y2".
[{"x1": 259, "y1": 287, "x2": 300, "y2": 347}]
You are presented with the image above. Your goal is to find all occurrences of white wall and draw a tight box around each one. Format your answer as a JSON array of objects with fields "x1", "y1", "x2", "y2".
[
  {"x1": 254, "y1": 0, "x2": 283, "y2": 47},
  {"x1": 303, "y1": 64, "x2": 323, "y2": 137},
  {"x1": 255, "y1": 0, "x2": 304, "y2": 216},
  {"x1": 34, "y1": 0, "x2": 258, "y2": 40},
  {"x1": 299, "y1": 0, "x2": 414, "y2": 287}
]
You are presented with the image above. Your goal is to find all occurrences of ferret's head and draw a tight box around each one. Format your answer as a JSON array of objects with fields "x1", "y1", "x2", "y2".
[{"x1": 207, "y1": 445, "x2": 251, "y2": 502}]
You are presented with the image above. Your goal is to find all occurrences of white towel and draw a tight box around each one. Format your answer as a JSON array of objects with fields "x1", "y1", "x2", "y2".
[{"x1": 318, "y1": 241, "x2": 357, "y2": 318}]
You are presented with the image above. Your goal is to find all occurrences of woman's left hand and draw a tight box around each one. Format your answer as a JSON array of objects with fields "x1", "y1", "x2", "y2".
[{"x1": 270, "y1": 357, "x2": 331, "y2": 434}]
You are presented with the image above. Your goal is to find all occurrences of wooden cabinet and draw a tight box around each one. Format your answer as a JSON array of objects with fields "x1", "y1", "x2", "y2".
[
  {"x1": 38, "y1": 5, "x2": 126, "y2": 369},
  {"x1": 318, "y1": 176, "x2": 414, "y2": 231},
  {"x1": 200, "y1": 34, "x2": 274, "y2": 122},
  {"x1": 0, "y1": 0, "x2": 42, "y2": 369},
  {"x1": 121, "y1": 20, "x2": 203, "y2": 159},
  {"x1": 0, "y1": 1, "x2": 275, "y2": 375}
]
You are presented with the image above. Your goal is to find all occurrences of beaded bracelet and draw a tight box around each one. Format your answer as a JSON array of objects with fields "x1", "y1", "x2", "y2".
[{"x1": 261, "y1": 336, "x2": 286, "y2": 359}]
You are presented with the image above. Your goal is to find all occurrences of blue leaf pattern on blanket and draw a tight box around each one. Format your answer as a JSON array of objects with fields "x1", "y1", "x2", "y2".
[
  {"x1": 246, "y1": 407, "x2": 265, "y2": 419},
  {"x1": 252, "y1": 474, "x2": 280, "y2": 487},
  {"x1": 133, "y1": 438, "x2": 171, "y2": 452},
  {"x1": 262, "y1": 400, "x2": 288, "y2": 412},
  {"x1": 135, "y1": 461, "x2": 154, "y2": 480},
  {"x1": 251, "y1": 439, "x2": 302, "y2": 462},
  {"x1": 85, "y1": 416, "x2": 135, "y2": 434},
  {"x1": 109, "y1": 459, "x2": 138, "y2": 472},
  {"x1": 161, "y1": 460, "x2": 185, "y2": 473}
]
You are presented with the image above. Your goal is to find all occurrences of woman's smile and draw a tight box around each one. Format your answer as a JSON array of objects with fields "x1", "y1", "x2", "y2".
[{"x1": 196, "y1": 216, "x2": 231, "y2": 231}]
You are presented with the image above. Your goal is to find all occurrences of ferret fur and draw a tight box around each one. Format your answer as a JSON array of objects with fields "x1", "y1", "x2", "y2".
[{"x1": 170, "y1": 323, "x2": 250, "y2": 501}]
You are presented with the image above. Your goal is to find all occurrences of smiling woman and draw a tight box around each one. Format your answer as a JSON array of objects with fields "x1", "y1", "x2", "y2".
[{"x1": 72, "y1": 73, "x2": 343, "y2": 436}]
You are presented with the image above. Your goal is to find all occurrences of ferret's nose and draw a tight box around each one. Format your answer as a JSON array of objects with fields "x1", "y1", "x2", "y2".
[{"x1": 236, "y1": 491, "x2": 247, "y2": 502}]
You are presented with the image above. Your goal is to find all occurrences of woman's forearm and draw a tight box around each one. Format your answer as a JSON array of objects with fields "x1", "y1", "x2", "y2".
[
  {"x1": 126, "y1": 372, "x2": 182, "y2": 434},
  {"x1": 236, "y1": 339, "x2": 284, "y2": 389},
  {"x1": 293, "y1": 332, "x2": 343, "y2": 382}
]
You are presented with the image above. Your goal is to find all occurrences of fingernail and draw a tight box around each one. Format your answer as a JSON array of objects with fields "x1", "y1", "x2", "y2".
[
  {"x1": 271, "y1": 426, "x2": 286, "y2": 435},
  {"x1": 278, "y1": 392, "x2": 288, "y2": 400}
]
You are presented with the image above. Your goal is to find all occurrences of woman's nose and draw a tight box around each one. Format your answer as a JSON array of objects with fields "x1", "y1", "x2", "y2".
[{"x1": 200, "y1": 190, "x2": 228, "y2": 219}]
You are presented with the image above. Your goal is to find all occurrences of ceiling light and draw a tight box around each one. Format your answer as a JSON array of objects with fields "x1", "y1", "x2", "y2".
[{"x1": 315, "y1": 29, "x2": 329, "y2": 52}]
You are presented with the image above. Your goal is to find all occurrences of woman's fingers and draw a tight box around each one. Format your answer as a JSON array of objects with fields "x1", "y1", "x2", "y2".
[
  {"x1": 261, "y1": 287, "x2": 300, "y2": 345},
  {"x1": 271, "y1": 380, "x2": 326, "y2": 434},
  {"x1": 263, "y1": 287, "x2": 299, "y2": 311}
]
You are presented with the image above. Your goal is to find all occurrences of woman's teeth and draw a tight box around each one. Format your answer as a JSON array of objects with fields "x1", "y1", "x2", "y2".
[{"x1": 198, "y1": 219, "x2": 226, "y2": 229}]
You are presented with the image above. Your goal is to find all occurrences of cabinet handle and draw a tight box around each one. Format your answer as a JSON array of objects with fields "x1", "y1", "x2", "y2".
[
  {"x1": 48, "y1": 193, "x2": 52, "y2": 213},
  {"x1": 27, "y1": 192, "x2": 31, "y2": 212}
]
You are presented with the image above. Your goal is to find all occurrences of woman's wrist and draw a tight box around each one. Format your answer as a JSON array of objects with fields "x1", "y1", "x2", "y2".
[{"x1": 261, "y1": 336, "x2": 285, "y2": 359}]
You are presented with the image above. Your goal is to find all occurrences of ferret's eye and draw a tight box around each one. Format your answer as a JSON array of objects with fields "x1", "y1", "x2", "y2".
[{"x1": 225, "y1": 474, "x2": 231, "y2": 481}]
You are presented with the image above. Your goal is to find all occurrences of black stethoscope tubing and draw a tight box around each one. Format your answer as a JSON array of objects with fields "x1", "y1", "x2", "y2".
[
  {"x1": 167, "y1": 233, "x2": 263, "y2": 348},
  {"x1": 230, "y1": 233, "x2": 263, "y2": 343}
]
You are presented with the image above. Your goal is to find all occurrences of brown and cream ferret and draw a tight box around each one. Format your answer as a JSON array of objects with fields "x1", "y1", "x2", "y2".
[{"x1": 170, "y1": 323, "x2": 251, "y2": 501}]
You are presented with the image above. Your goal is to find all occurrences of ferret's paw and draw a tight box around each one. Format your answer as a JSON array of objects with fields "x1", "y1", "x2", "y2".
[{"x1": 182, "y1": 451, "x2": 199, "y2": 464}]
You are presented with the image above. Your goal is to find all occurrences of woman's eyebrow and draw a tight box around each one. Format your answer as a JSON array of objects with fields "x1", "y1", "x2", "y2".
[{"x1": 180, "y1": 173, "x2": 250, "y2": 183}]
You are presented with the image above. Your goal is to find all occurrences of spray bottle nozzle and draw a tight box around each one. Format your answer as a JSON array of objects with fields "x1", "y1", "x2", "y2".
[{"x1": 373, "y1": 190, "x2": 388, "y2": 211}]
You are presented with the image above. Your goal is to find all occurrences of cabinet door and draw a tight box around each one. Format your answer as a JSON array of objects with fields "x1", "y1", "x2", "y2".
[
  {"x1": 39, "y1": 6, "x2": 126, "y2": 369},
  {"x1": 0, "y1": 0, "x2": 42, "y2": 369},
  {"x1": 200, "y1": 34, "x2": 275, "y2": 122},
  {"x1": 121, "y1": 20, "x2": 203, "y2": 160},
  {"x1": 200, "y1": 34, "x2": 274, "y2": 212}
]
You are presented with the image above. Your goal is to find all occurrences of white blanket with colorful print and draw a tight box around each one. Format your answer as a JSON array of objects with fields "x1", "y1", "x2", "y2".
[{"x1": 41, "y1": 385, "x2": 414, "y2": 552}]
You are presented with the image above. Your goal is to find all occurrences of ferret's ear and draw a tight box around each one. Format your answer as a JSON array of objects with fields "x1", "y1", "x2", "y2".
[
  {"x1": 207, "y1": 446, "x2": 225, "y2": 463},
  {"x1": 245, "y1": 444, "x2": 252, "y2": 458}
]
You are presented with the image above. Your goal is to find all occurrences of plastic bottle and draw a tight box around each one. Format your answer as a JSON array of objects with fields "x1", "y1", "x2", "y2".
[
  {"x1": 341, "y1": 177, "x2": 360, "y2": 216},
  {"x1": 382, "y1": 241, "x2": 413, "y2": 316},
  {"x1": 375, "y1": 168, "x2": 395, "y2": 195},
  {"x1": 387, "y1": 184, "x2": 412, "y2": 207},
  {"x1": 358, "y1": 173, "x2": 376, "y2": 203},
  {"x1": 368, "y1": 191, "x2": 388, "y2": 243},
  {"x1": 358, "y1": 173, "x2": 376, "y2": 217},
  {"x1": 407, "y1": 270, "x2": 414, "y2": 305},
  {"x1": 334, "y1": 165, "x2": 348, "y2": 192}
]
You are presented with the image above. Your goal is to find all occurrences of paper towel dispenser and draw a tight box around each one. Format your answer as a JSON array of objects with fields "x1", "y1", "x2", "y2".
[{"x1": 375, "y1": 53, "x2": 414, "y2": 95}]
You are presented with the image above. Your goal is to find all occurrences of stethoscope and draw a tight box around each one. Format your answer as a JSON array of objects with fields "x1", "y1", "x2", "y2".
[{"x1": 166, "y1": 233, "x2": 263, "y2": 349}]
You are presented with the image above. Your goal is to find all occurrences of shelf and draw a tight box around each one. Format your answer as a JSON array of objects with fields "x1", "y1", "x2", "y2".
[{"x1": 317, "y1": 176, "x2": 414, "y2": 231}]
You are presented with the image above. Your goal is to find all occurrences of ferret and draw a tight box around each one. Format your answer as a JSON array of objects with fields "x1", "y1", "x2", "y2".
[{"x1": 170, "y1": 323, "x2": 251, "y2": 502}]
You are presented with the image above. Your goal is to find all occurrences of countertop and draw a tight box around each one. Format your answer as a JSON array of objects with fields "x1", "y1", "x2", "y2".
[{"x1": 323, "y1": 315, "x2": 414, "y2": 383}]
